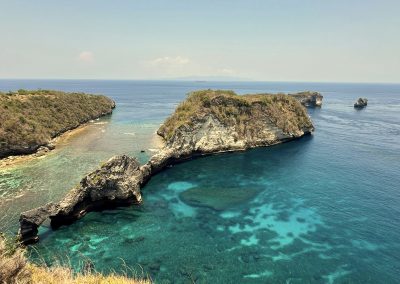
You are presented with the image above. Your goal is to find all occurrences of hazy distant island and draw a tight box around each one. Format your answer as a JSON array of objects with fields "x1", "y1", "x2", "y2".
[
  {"x1": 0, "y1": 89, "x2": 115, "y2": 159},
  {"x1": 19, "y1": 89, "x2": 319, "y2": 244}
]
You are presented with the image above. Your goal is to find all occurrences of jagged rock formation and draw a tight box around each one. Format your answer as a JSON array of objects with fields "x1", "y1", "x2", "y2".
[
  {"x1": 354, "y1": 97, "x2": 368, "y2": 108},
  {"x1": 0, "y1": 90, "x2": 115, "y2": 159},
  {"x1": 19, "y1": 90, "x2": 315, "y2": 244},
  {"x1": 19, "y1": 155, "x2": 145, "y2": 244},
  {"x1": 291, "y1": 91, "x2": 323, "y2": 107}
]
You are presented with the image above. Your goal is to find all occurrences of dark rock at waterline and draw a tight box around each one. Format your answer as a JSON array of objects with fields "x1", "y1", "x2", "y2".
[
  {"x1": 19, "y1": 203, "x2": 59, "y2": 244},
  {"x1": 354, "y1": 97, "x2": 368, "y2": 108}
]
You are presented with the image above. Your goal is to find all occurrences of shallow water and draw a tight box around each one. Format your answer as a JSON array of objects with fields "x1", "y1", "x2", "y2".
[{"x1": 1, "y1": 80, "x2": 400, "y2": 283}]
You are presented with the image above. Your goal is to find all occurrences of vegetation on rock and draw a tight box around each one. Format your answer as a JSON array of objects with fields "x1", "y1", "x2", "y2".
[
  {"x1": 0, "y1": 89, "x2": 115, "y2": 158},
  {"x1": 157, "y1": 89, "x2": 313, "y2": 141}
]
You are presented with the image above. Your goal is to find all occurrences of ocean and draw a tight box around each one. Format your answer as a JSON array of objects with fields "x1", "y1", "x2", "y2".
[{"x1": 0, "y1": 80, "x2": 399, "y2": 283}]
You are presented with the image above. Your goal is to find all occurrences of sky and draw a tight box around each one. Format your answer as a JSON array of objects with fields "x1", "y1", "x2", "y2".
[{"x1": 0, "y1": 0, "x2": 399, "y2": 83}]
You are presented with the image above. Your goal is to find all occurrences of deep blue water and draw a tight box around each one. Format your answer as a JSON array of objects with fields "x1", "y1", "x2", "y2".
[{"x1": 0, "y1": 80, "x2": 400, "y2": 283}]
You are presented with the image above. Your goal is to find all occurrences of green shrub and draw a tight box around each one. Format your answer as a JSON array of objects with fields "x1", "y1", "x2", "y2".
[{"x1": 0, "y1": 89, "x2": 115, "y2": 158}]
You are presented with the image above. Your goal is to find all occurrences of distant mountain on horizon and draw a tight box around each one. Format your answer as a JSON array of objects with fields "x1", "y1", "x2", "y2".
[{"x1": 170, "y1": 75, "x2": 254, "y2": 82}]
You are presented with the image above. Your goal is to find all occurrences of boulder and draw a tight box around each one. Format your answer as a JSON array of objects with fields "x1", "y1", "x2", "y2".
[{"x1": 354, "y1": 98, "x2": 368, "y2": 108}]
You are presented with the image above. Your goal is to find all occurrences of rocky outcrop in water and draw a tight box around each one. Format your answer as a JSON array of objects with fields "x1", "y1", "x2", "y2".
[
  {"x1": 19, "y1": 155, "x2": 145, "y2": 244},
  {"x1": 19, "y1": 90, "x2": 315, "y2": 244},
  {"x1": 157, "y1": 90, "x2": 314, "y2": 153},
  {"x1": 354, "y1": 98, "x2": 368, "y2": 108},
  {"x1": 291, "y1": 91, "x2": 323, "y2": 107}
]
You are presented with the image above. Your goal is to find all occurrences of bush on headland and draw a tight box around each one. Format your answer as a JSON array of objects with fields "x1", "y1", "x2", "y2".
[
  {"x1": 158, "y1": 89, "x2": 313, "y2": 140},
  {"x1": 0, "y1": 89, "x2": 115, "y2": 158},
  {"x1": 0, "y1": 234, "x2": 150, "y2": 284}
]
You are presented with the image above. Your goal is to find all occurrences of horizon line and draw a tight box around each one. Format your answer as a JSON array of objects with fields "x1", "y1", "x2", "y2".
[{"x1": 0, "y1": 78, "x2": 399, "y2": 85}]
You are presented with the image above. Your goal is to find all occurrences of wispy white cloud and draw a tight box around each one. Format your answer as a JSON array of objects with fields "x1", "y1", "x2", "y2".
[
  {"x1": 218, "y1": 68, "x2": 236, "y2": 75},
  {"x1": 78, "y1": 51, "x2": 94, "y2": 62},
  {"x1": 149, "y1": 56, "x2": 190, "y2": 67}
]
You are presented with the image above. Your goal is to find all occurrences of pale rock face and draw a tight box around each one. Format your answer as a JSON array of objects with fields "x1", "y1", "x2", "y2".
[
  {"x1": 170, "y1": 116, "x2": 246, "y2": 153},
  {"x1": 167, "y1": 114, "x2": 304, "y2": 155},
  {"x1": 315, "y1": 97, "x2": 323, "y2": 106}
]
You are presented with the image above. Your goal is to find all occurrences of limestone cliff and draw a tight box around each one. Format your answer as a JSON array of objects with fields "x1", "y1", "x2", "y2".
[
  {"x1": 157, "y1": 90, "x2": 314, "y2": 155},
  {"x1": 19, "y1": 90, "x2": 315, "y2": 244}
]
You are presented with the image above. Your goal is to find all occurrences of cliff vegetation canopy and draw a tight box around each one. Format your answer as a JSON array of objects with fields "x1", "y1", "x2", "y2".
[
  {"x1": 158, "y1": 89, "x2": 313, "y2": 140},
  {"x1": 0, "y1": 89, "x2": 115, "y2": 157}
]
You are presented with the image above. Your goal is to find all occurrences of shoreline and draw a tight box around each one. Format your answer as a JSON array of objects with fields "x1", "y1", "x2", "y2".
[
  {"x1": 0, "y1": 122, "x2": 94, "y2": 169},
  {"x1": 0, "y1": 123, "x2": 166, "y2": 170}
]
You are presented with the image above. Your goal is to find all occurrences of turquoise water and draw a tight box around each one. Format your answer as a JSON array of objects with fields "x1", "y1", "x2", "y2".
[{"x1": 1, "y1": 80, "x2": 400, "y2": 282}]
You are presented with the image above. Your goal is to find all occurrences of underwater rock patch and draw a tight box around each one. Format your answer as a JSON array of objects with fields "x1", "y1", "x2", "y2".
[{"x1": 179, "y1": 186, "x2": 261, "y2": 211}]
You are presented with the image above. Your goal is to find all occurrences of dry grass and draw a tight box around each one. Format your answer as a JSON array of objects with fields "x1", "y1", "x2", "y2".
[
  {"x1": 0, "y1": 234, "x2": 30, "y2": 283},
  {"x1": 158, "y1": 89, "x2": 313, "y2": 140},
  {"x1": 0, "y1": 235, "x2": 150, "y2": 284},
  {"x1": 28, "y1": 265, "x2": 150, "y2": 284}
]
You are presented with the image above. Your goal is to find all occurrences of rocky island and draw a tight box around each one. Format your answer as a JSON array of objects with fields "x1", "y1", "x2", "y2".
[
  {"x1": 354, "y1": 97, "x2": 368, "y2": 108},
  {"x1": 0, "y1": 89, "x2": 115, "y2": 159},
  {"x1": 291, "y1": 91, "x2": 323, "y2": 107},
  {"x1": 19, "y1": 89, "x2": 316, "y2": 244}
]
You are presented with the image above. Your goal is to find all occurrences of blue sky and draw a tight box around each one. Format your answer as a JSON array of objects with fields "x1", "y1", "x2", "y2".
[{"x1": 0, "y1": 0, "x2": 399, "y2": 82}]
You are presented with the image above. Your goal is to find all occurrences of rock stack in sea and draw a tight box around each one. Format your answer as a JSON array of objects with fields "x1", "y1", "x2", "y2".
[
  {"x1": 354, "y1": 98, "x2": 368, "y2": 108},
  {"x1": 19, "y1": 89, "x2": 316, "y2": 244},
  {"x1": 291, "y1": 91, "x2": 323, "y2": 107}
]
